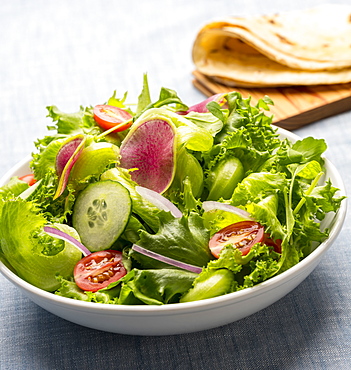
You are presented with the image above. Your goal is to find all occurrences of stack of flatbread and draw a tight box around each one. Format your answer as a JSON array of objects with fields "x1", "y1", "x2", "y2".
[{"x1": 192, "y1": 4, "x2": 351, "y2": 87}]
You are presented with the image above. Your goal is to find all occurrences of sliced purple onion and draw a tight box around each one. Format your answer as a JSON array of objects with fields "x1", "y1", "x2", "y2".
[
  {"x1": 135, "y1": 185, "x2": 182, "y2": 218},
  {"x1": 43, "y1": 226, "x2": 91, "y2": 256},
  {"x1": 202, "y1": 201, "x2": 252, "y2": 219},
  {"x1": 177, "y1": 93, "x2": 227, "y2": 115},
  {"x1": 132, "y1": 244, "x2": 202, "y2": 274}
]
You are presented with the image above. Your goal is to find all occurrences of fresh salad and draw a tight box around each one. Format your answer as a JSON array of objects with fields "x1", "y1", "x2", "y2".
[{"x1": 0, "y1": 75, "x2": 344, "y2": 305}]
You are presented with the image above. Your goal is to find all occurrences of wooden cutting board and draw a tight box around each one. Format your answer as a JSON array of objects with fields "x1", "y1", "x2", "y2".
[{"x1": 193, "y1": 70, "x2": 351, "y2": 130}]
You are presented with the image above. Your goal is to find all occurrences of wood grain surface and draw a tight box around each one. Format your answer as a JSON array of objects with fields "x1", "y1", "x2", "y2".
[{"x1": 193, "y1": 70, "x2": 351, "y2": 130}]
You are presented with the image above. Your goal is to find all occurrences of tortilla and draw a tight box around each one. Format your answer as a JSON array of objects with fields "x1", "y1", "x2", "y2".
[{"x1": 192, "y1": 5, "x2": 351, "y2": 87}]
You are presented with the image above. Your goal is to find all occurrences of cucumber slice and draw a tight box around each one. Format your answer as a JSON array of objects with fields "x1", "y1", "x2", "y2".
[{"x1": 72, "y1": 180, "x2": 131, "y2": 252}]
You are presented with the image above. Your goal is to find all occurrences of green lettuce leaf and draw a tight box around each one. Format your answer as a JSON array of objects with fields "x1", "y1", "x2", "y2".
[
  {"x1": 55, "y1": 276, "x2": 122, "y2": 304},
  {"x1": 0, "y1": 200, "x2": 82, "y2": 291},
  {"x1": 46, "y1": 105, "x2": 98, "y2": 136},
  {"x1": 0, "y1": 177, "x2": 29, "y2": 199},
  {"x1": 246, "y1": 194, "x2": 285, "y2": 241},
  {"x1": 131, "y1": 212, "x2": 212, "y2": 269},
  {"x1": 135, "y1": 85, "x2": 188, "y2": 120},
  {"x1": 290, "y1": 137, "x2": 327, "y2": 163},
  {"x1": 231, "y1": 172, "x2": 286, "y2": 206},
  {"x1": 185, "y1": 111, "x2": 223, "y2": 137},
  {"x1": 214, "y1": 243, "x2": 280, "y2": 287},
  {"x1": 215, "y1": 92, "x2": 276, "y2": 144},
  {"x1": 119, "y1": 268, "x2": 197, "y2": 305},
  {"x1": 136, "y1": 73, "x2": 152, "y2": 115}
]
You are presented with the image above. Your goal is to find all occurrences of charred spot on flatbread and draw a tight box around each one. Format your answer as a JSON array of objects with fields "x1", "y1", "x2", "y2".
[{"x1": 274, "y1": 33, "x2": 295, "y2": 46}]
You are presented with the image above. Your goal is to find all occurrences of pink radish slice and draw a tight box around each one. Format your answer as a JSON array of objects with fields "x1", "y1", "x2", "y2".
[
  {"x1": 56, "y1": 136, "x2": 84, "y2": 176},
  {"x1": 54, "y1": 135, "x2": 86, "y2": 199},
  {"x1": 120, "y1": 119, "x2": 176, "y2": 194},
  {"x1": 177, "y1": 93, "x2": 226, "y2": 115}
]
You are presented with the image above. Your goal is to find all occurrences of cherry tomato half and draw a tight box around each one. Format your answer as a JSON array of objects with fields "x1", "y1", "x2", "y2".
[
  {"x1": 19, "y1": 174, "x2": 36, "y2": 186},
  {"x1": 74, "y1": 250, "x2": 127, "y2": 292},
  {"x1": 209, "y1": 221, "x2": 265, "y2": 258},
  {"x1": 264, "y1": 234, "x2": 282, "y2": 254},
  {"x1": 93, "y1": 104, "x2": 133, "y2": 132}
]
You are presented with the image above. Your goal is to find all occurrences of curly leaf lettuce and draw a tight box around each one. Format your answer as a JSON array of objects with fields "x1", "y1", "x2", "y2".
[
  {"x1": 55, "y1": 276, "x2": 122, "y2": 304},
  {"x1": 118, "y1": 269, "x2": 197, "y2": 305},
  {"x1": 46, "y1": 105, "x2": 98, "y2": 135},
  {"x1": 131, "y1": 212, "x2": 212, "y2": 269}
]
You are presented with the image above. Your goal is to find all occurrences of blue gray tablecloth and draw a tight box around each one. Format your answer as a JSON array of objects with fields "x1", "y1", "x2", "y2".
[{"x1": 1, "y1": 1, "x2": 350, "y2": 369}]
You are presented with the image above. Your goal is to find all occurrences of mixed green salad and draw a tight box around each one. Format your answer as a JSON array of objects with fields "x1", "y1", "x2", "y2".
[{"x1": 0, "y1": 75, "x2": 344, "y2": 305}]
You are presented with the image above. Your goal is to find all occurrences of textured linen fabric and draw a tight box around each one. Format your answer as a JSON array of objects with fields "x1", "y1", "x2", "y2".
[{"x1": 0, "y1": 1, "x2": 350, "y2": 369}]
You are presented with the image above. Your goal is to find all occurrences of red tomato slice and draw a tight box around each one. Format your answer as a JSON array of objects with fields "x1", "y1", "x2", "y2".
[
  {"x1": 263, "y1": 234, "x2": 282, "y2": 254},
  {"x1": 19, "y1": 174, "x2": 36, "y2": 186},
  {"x1": 209, "y1": 221, "x2": 265, "y2": 258},
  {"x1": 93, "y1": 104, "x2": 133, "y2": 132},
  {"x1": 74, "y1": 250, "x2": 127, "y2": 292}
]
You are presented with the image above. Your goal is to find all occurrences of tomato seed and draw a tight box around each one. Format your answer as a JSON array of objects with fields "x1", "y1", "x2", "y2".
[{"x1": 87, "y1": 265, "x2": 121, "y2": 284}]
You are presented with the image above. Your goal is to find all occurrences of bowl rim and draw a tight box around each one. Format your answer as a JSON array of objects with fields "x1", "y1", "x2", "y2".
[{"x1": 0, "y1": 127, "x2": 347, "y2": 315}]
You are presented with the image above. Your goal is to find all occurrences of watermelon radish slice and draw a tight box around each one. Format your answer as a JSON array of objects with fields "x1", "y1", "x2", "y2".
[
  {"x1": 120, "y1": 119, "x2": 176, "y2": 194},
  {"x1": 54, "y1": 134, "x2": 86, "y2": 199}
]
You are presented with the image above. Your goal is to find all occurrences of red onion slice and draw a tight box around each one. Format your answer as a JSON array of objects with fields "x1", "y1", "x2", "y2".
[
  {"x1": 135, "y1": 186, "x2": 182, "y2": 218},
  {"x1": 202, "y1": 201, "x2": 252, "y2": 219},
  {"x1": 43, "y1": 226, "x2": 91, "y2": 256},
  {"x1": 132, "y1": 244, "x2": 202, "y2": 274}
]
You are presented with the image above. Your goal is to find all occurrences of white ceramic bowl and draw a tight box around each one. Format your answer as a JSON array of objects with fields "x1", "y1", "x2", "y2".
[{"x1": 0, "y1": 128, "x2": 347, "y2": 336}]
